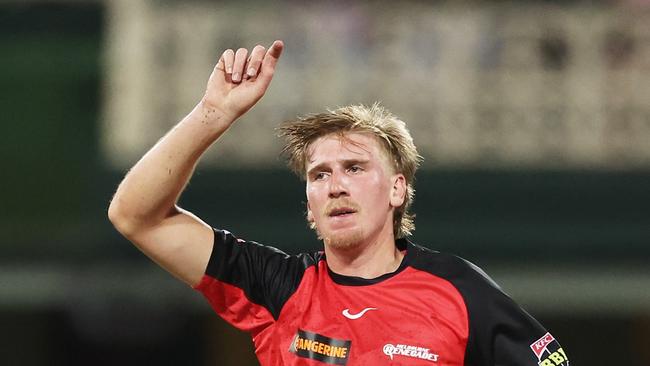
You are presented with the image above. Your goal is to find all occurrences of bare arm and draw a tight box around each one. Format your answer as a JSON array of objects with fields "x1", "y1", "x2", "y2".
[{"x1": 108, "y1": 41, "x2": 284, "y2": 286}]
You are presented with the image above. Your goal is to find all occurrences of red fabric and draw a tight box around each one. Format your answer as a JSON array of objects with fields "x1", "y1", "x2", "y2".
[
  {"x1": 197, "y1": 262, "x2": 469, "y2": 365},
  {"x1": 194, "y1": 275, "x2": 274, "y2": 338}
]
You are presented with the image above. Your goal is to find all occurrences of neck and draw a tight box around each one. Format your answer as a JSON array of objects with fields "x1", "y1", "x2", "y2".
[{"x1": 324, "y1": 227, "x2": 405, "y2": 279}]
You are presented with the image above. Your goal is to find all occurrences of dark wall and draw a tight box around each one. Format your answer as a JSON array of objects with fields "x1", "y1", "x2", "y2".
[
  {"x1": 1, "y1": 2, "x2": 103, "y2": 259},
  {"x1": 2, "y1": 3, "x2": 649, "y2": 366},
  {"x1": 1, "y1": 3, "x2": 649, "y2": 265}
]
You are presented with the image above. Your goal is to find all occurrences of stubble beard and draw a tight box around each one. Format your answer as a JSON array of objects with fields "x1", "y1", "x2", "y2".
[
  {"x1": 321, "y1": 227, "x2": 365, "y2": 251},
  {"x1": 316, "y1": 198, "x2": 366, "y2": 250}
]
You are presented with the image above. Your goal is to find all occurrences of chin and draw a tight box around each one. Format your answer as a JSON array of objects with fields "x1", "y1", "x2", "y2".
[{"x1": 322, "y1": 228, "x2": 365, "y2": 250}]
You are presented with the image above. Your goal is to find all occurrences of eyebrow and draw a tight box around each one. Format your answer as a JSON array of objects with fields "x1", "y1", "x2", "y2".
[{"x1": 306, "y1": 158, "x2": 370, "y2": 177}]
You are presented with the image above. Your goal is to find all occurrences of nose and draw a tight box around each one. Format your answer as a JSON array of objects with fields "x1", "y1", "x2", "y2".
[{"x1": 328, "y1": 171, "x2": 349, "y2": 198}]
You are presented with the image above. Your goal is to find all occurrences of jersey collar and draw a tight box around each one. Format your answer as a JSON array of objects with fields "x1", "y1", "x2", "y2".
[{"x1": 326, "y1": 238, "x2": 411, "y2": 286}]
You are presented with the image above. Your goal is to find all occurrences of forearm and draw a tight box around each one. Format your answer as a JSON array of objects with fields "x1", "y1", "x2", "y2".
[
  {"x1": 108, "y1": 102, "x2": 234, "y2": 233},
  {"x1": 109, "y1": 40, "x2": 283, "y2": 238}
]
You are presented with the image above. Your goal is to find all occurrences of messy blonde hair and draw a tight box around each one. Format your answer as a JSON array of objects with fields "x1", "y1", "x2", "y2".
[{"x1": 279, "y1": 103, "x2": 422, "y2": 238}]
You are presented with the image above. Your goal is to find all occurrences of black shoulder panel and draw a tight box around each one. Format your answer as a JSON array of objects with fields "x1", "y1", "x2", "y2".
[
  {"x1": 407, "y1": 242, "x2": 567, "y2": 366},
  {"x1": 206, "y1": 228, "x2": 321, "y2": 320}
]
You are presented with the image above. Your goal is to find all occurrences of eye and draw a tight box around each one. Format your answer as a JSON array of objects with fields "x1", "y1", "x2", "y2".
[
  {"x1": 313, "y1": 172, "x2": 329, "y2": 181},
  {"x1": 348, "y1": 165, "x2": 363, "y2": 174}
]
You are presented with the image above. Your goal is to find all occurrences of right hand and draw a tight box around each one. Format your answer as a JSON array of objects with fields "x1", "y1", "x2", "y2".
[{"x1": 201, "y1": 40, "x2": 284, "y2": 121}]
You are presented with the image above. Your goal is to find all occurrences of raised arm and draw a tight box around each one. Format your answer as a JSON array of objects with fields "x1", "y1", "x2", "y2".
[{"x1": 108, "y1": 41, "x2": 284, "y2": 286}]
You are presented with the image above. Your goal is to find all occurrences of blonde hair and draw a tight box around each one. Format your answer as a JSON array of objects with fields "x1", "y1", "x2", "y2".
[{"x1": 279, "y1": 103, "x2": 422, "y2": 238}]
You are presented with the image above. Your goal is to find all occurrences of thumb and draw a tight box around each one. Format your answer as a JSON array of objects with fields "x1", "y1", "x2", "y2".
[{"x1": 257, "y1": 40, "x2": 284, "y2": 86}]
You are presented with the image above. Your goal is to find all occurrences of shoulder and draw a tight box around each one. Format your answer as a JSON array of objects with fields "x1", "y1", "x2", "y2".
[
  {"x1": 203, "y1": 228, "x2": 326, "y2": 320},
  {"x1": 207, "y1": 228, "x2": 324, "y2": 280},
  {"x1": 405, "y1": 240, "x2": 504, "y2": 295}
]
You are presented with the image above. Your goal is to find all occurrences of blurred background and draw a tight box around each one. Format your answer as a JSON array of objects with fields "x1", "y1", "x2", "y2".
[{"x1": 1, "y1": 0, "x2": 649, "y2": 364}]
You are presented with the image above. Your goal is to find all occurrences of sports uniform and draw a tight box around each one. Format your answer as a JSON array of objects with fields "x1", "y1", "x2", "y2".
[{"x1": 195, "y1": 228, "x2": 569, "y2": 366}]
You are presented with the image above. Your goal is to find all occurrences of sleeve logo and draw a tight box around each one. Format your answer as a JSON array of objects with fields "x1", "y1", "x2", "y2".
[
  {"x1": 530, "y1": 332, "x2": 555, "y2": 359},
  {"x1": 289, "y1": 329, "x2": 351, "y2": 365},
  {"x1": 530, "y1": 332, "x2": 570, "y2": 366}
]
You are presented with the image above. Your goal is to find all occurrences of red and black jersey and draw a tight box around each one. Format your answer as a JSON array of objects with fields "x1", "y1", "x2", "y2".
[{"x1": 195, "y1": 228, "x2": 569, "y2": 366}]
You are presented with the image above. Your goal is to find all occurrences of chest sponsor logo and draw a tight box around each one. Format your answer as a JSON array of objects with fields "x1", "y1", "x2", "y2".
[
  {"x1": 342, "y1": 307, "x2": 377, "y2": 320},
  {"x1": 289, "y1": 329, "x2": 351, "y2": 365},
  {"x1": 530, "y1": 332, "x2": 569, "y2": 366},
  {"x1": 383, "y1": 343, "x2": 439, "y2": 363}
]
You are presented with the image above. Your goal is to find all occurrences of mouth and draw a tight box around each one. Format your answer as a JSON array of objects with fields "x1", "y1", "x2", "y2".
[{"x1": 328, "y1": 207, "x2": 357, "y2": 218}]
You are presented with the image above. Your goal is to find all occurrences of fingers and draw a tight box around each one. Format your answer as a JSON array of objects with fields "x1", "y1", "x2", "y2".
[
  {"x1": 221, "y1": 49, "x2": 234, "y2": 74},
  {"x1": 215, "y1": 57, "x2": 225, "y2": 72},
  {"x1": 232, "y1": 48, "x2": 249, "y2": 83},
  {"x1": 217, "y1": 41, "x2": 283, "y2": 85},
  {"x1": 245, "y1": 45, "x2": 266, "y2": 79}
]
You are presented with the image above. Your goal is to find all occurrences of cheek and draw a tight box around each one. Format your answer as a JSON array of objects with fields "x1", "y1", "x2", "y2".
[
  {"x1": 306, "y1": 183, "x2": 316, "y2": 199},
  {"x1": 306, "y1": 184, "x2": 323, "y2": 210},
  {"x1": 354, "y1": 176, "x2": 391, "y2": 206},
  {"x1": 367, "y1": 173, "x2": 392, "y2": 196}
]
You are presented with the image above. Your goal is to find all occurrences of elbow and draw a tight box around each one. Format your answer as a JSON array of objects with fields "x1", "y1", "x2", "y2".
[
  {"x1": 108, "y1": 197, "x2": 172, "y2": 238},
  {"x1": 108, "y1": 199, "x2": 139, "y2": 237}
]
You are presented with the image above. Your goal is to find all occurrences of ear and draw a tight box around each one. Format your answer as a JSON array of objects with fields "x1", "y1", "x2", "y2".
[{"x1": 390, "y1": 174, "x2": 407, "y2": 208}]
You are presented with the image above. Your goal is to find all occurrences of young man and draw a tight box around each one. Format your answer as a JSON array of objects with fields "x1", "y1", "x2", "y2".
[{"x1": 108, "y1": 41, "x2": 569, "y2": 366}]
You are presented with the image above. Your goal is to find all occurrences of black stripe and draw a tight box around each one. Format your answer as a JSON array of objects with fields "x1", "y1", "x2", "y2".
[{"x1": 205, "y1": 228, "x2": 321, "y2": 319}]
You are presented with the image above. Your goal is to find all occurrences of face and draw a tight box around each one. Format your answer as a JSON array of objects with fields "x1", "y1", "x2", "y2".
[{"x1": 305, "y1": 132, "x2": 406, "y2": 250}]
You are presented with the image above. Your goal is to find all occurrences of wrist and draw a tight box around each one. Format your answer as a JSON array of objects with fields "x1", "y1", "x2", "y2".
[{"x1": 192, "y1": 100, "x2": 237, "y2": 128}]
